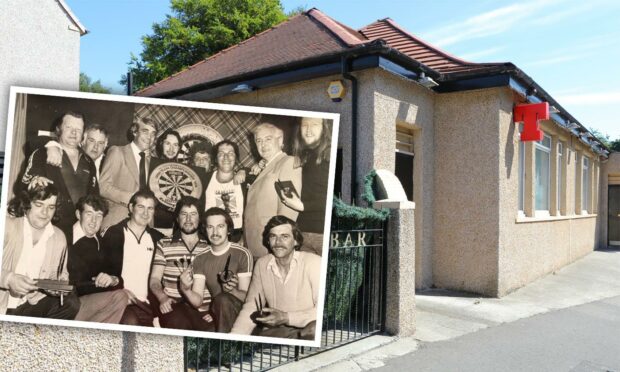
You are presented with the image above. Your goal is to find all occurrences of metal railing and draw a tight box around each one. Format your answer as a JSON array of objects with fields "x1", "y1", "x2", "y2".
[{"x1": 185, "y1": 221, "x2": 387, "y2": 371}]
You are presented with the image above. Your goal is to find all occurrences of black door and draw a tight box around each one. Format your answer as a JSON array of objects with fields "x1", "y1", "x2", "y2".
[
  {"x1": 395, "y1": 151, "x2": 414, "y2": 201},
  {"x1": 609, "y1": 185, "x2": 620, "y2": 246}
]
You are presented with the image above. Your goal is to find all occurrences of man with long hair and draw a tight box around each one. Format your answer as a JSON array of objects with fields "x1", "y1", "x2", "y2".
[
  {"x1": 231, "y1": 215, "x2": 319, "y2": 339},
  {"x1": 1, "y1": 184, "x2": 80, "y2": 319},
  {"x1": 180, "y1": 207, "x2": 253, "y2": 332},
  {"x1": 149, "y1": 196, "x2": 212, "y2": 330}
]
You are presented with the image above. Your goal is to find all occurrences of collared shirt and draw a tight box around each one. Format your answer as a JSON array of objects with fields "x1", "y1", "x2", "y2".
[
  {"x1": 231, "y1": 251, "x2": 321, "y2": 334},
  {"x1": 72, "y1": 221, "x2": 99, "y2": 248},
  {"x1": 130, "y1": 141, "x2": 148, "y2": 178},
  {"x1": 7, "y1": 219, "x2": 55, "y2": 308},
  {"x1": 263, "y1": 150, "x2": 283, "y2": 168},
  {"x1": 121, "y1": 225, "x2": 155, "y2": 302},
  {"x1": 266, "y1": 251, "x2": 299, "y2": 285},
  {"x1": 152, "y1": 231, "x2": 211, "y2": 310},
  {"x1": 94, "y1": 155, "x2": 103, "y2": 180}
]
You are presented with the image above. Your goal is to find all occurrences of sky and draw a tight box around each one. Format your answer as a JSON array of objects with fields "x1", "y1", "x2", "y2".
[{"x1": 65, "y1": 0, "x2": 620, "y2": 140}]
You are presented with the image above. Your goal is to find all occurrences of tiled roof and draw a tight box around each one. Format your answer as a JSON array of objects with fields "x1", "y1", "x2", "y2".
[
  {"x1": 136, "y1": 8, "x2": 509, "y2": 97},
  {"x1": 359, "y1": 18, "x2": 508, "y2": 75}
]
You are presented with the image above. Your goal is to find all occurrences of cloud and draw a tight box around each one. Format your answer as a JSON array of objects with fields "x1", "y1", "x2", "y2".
[
  {"x1": 522, "y1": 54, "x2": 584, "y2": 67},
  {"x1": 458, "y1": 47, "x2": 505, "y2": 61},
  {"x1": 421, "y1": 0, "x2": 560, "y2": 47},
  {"x1": 556, "y1": 92, "x2": 620, "y2": 105}
]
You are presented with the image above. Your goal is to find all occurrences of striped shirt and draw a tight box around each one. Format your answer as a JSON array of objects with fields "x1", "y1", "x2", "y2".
[{"x1": 152, "y1": 233, "x2": 210, "y2": 311}]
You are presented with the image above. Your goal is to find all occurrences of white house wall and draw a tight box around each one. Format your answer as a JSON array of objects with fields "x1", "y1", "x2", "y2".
[{"x1": 0, "y1": 0, "x2": 81, "y2": 151}]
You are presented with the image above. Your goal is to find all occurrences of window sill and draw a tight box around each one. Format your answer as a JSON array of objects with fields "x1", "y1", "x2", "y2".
[{"x1": 516, "y1": 213, "x2": 597, "y2": 223}]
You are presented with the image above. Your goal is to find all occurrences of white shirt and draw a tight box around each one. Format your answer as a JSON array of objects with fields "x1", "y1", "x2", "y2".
[
  {"x1": 94, "y1": 155, "x2": 103, "y2": 180},
  {"x1": 7, "y1": 219, "x2": 55, "y2": 308},
  {"x1": 120, "y1": 226, "x2": 155, "y2": 302},
  {"x1": 204, "y1": 172, "x2": 244, "y2": 229},
  {"x1": 130, "y1": 142, "x2": 148, "y2": 179},
  {"x1": 72, "y1": 221, "x2": 99, "y2": 249}
]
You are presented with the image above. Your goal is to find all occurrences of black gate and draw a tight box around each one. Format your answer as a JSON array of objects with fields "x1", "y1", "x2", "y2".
[{"x1": 185, "y1": 220, "x2": 387, "y2": 371}]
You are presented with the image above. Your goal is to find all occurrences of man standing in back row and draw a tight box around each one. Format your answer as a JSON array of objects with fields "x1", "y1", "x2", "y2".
[
  {"x1": 244, "y1": 123, "x2": 301, "y2": 258},
  {"x1": 99, "y1": 117, "x2": 158, "y2": 228}
]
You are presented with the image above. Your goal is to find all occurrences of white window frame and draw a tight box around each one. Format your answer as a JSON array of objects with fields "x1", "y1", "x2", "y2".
[
  {"x1": 534, "y1": 133, "x2": 551, "y2": 217},
  {"x1": 557, "y1": 142, "x2": 563, "y2": 215},
  {"x1": 582, "y1": 156, "x2": 590, "y2": 213}
]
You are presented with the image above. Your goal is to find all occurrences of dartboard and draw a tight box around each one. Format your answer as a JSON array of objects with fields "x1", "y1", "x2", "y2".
[
  {"x1": 176, "y1": 124, "x2": 224, "y2": 164},
  {"x1": 149, "y1": 163, "x2": 203, "y2": 208}
]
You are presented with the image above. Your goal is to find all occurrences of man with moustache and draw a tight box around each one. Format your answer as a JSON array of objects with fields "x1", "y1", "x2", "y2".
[
  {"x1": 244, "y1": 123, "x2": 301, "y2": 258},
  {"x1": 99, "y1": 117, "x2": 158, "y2": 228},
  {"x1": 148, "y1": 196, "x2": 212, "y2": 330},
  {"x1": 231, "y1": 216, "x2": 319, "y2": 339},
  {"x1": 180, "y1": 207, "x2": 252, "y2": 333},
  {"x1": 21, "y1": 111, "x2": 98, "y2": 241},
  {"x1": 100, "y1": 189, "x2": 163, "y2": 326},
  {"x1": 68, "y1": 194, "x2": 128, "y2": 323},
  {"x1": 1, "y1": 184, "x2": 80, "y2": 318},
  {"x1": 202, "y1": 140, "x2": 248, "y2": 243}
]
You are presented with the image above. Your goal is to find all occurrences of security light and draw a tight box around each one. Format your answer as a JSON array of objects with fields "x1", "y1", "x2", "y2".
[{"x1": 417, "y1": 72, "x2": 438, "y2": 88}]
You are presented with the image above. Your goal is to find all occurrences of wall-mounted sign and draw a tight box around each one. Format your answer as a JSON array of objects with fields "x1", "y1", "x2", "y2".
[{"x1": 514, "y1": 102, "x2": 548, "y2": 142}]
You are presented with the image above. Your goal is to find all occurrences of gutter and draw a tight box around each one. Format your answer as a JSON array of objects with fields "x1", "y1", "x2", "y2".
[{"x1": 341, "y1": 55, "x2": 358, "y2": 201}]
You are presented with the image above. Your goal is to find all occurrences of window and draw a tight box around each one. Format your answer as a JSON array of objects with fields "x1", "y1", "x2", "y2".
[
  {"x1": 535, "y1": 134, "x2": 551, "y2": 212},
  {"x1": 557, "y1": 142, "x2": 563, "y2": 214},
  {"x1": 582, "y1": 156, "x2": 590, "y2": 212}
]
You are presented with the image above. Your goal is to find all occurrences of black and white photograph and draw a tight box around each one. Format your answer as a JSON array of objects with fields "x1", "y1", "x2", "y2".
[{"x1": 0, "y1": 87, "x2": 339, "y2": 346}]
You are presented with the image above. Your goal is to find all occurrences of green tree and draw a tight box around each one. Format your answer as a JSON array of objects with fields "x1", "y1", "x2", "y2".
[
  {"x1": 80, "y1": 73, "x2": 111, "y2": 93},
  {"x1": 121, "y1": 0, "x2": 287, "y2": 92},
  {"x1": 588, "y1": 127, "x2": 611, "y2": 148},
  {"x1": 610, "y1": 139, "x2": 620, "y2": 152}
]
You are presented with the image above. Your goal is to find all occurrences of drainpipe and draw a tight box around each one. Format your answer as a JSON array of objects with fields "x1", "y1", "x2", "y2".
[{"x1": 341, "y1": 56, "x2": 358, "y2": 202}]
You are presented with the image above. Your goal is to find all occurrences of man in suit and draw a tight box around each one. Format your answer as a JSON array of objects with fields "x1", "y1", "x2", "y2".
[
  {"x1": 99, "y1": 117, "x2": 158, "y2": 228},
  {"x1": 244, "y1": 122, "x2": 301, "y2": 258}
]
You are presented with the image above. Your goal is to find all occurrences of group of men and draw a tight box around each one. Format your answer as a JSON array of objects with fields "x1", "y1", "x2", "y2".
[{"x1": 1, "y1": 110, "x2": 321, "y2": 340}]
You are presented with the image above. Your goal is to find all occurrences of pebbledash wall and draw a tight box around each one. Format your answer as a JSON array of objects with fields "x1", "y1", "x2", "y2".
[
  {"x1": 0, "y1": 0, "x2": 83, "y2": 152},
  {"x1": 213, "y1": 68, "x2": 602, "y2": 298},
  {"x1": 0, "y1": 1, "x2": 184, "y2": 370}
]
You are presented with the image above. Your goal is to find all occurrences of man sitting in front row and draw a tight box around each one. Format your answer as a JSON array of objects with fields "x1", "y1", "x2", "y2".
[
  {"x1": 68, "y1": 194, "x2": 128, "y2": 323},
  {"x1": 101, "y1": 189, "x2": 163, "y2": 326},
  {"x1": 1, "y1": 184, "x2": 80, "y2": 318},
  {"x1": 231, "y1": 215, "x2": 319, "y2": 339},
  {"x1": 180, "y1": 207, "x2": 253, "y2": 332},
  {"x1": 149, "y1": 196, "x2": 212, "y2": 331}
]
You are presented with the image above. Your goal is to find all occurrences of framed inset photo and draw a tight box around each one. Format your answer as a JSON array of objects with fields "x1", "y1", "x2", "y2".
[{"x1": 0, "y1": 87, "x2": 339, "y2": 347}]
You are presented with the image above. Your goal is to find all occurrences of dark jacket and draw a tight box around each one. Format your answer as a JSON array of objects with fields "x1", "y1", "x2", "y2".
[{"x1": 100, "y1": 219, "x2": 164, "y2": 282}]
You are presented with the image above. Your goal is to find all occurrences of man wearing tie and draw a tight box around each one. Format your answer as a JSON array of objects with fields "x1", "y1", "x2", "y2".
[{"x1": 99, "y1": 117, "x2": 158, "y2": 228}]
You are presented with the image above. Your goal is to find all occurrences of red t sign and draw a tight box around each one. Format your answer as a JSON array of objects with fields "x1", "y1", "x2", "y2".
[{"x1": 514, "y1": 102, "x2": 548, "y2": 141}]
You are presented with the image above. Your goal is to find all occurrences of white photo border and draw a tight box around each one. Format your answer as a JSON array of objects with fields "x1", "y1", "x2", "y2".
[{"x1": 0, "y1": 86, "x2": 340, "y2": 347}]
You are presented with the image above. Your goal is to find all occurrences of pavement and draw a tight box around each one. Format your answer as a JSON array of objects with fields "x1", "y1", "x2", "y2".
[{"x1": 273, "y1": 248, "x2": 620, "y2": 371}]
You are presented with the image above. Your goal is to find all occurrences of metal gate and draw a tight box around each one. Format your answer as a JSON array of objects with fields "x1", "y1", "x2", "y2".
[{"x1": 185, "y1": 220, "x2": 387, "y2": 371}]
